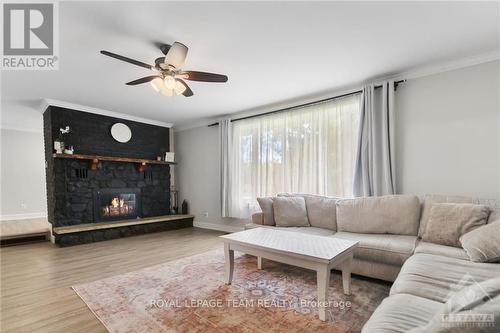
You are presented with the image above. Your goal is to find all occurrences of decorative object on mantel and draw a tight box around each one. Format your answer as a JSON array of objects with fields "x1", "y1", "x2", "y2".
[
  {"x1": 54, "y1": 141, "x2": 64, "y2": 154},
  {"x1": 110, "y1": 123, "x2": 132, "y2": 143},
  {"x1": 64, "y1": 145, "x2": 74, "y2": 154},
  {"x1": 164, "y1": 152, "x2": 175, "y2": 162},
  {"x1": 54, "y1": 125, "x2": 71, "y2": 154}
]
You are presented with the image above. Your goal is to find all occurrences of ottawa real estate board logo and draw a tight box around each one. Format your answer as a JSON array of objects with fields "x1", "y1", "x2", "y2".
[{"x1": 1, "y1": 2, "x2": 59, "y2": 69}]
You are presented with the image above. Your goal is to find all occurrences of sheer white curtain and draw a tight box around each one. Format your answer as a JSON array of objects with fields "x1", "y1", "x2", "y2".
[{"x1": 228, "y1": 94, "x2": 361, "y2": 218}]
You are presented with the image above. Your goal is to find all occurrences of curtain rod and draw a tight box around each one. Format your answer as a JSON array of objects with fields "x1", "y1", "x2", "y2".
[{"x1": 208, "y1": 79, "x2": 406, "y2": 127}]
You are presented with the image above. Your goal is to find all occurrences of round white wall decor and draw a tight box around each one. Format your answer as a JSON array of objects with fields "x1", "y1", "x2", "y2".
[{"x1": 110, "y1": 123, "x2": 132, "y2": 143}]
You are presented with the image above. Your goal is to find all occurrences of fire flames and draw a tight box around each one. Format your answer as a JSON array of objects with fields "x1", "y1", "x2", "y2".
[{"x1": 102, "y1": 197, "x2": 131, "y2": 217}]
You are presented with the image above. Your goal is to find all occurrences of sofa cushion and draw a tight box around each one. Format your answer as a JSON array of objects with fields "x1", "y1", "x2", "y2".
[
  {"x1": 418, "y1": 194, "x2": 474, "y2": 237},
  {"x1": 273, "y1": 196, "x2": 310, "y2": 227},
  {"x1": 244, "y1": 223, "x2": 335, "y2": 236},
  {"x1": 390, "y1": 253, "x2": 500, "y2": 303},
  {"x1": 460, "y1": 219, "x2": 500, "y2": 263},
  {"x1": 256, "y1": 197, "x2": 275, "y2": 226},
  {"x1": 421, "y1": 203, "x2": 489, "y2": 247},
  {"x1": 408, "y1": 278, "x2": 500, "y2": 333},
  {"x1": 304, "y1": 196, "x2": 337, "y2": 230},
  {"x1": 336, "y1": 195, "x2": 421, "y2": 235},
  {"x1": 278, "y1": 193, "x2": 337, "y2": 230},
  {"x1": 349, "y1": 258, "x2": 402, "y2": 283},
  {"x1": 488, "y1": 208, "x2": 500, "y2": 223},
  {"x1": 251, "y1": 212, "x2": 264, "y2": 225},
  {"x1": 361, "y1": 294, "x2": 442, "y2": 333},
  {"x1": 332, "y1": 232, "x2": 417, "y2": 266},
  {"x1": 414, "y1": 241, "x2": 469, "y2": 261}
]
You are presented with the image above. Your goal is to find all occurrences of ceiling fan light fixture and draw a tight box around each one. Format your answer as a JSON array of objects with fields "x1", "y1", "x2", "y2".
[
  {"x1": 160, "y1": 88, "x2": 174, "y2": 96},
  {"x1": 174, "y1": 80, "x2": 186, "y2": 95},
  {"x1": 163, "y1": 75, "x2": 176, "y2": 89},
  {"x1": 150, "y1": 78, "x2": 164, "y2": 92}
]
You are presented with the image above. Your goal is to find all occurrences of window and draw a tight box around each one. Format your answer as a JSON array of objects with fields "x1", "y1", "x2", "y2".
[{"x1": 229, "y1": 94, "x2": 361, "y2": 218}]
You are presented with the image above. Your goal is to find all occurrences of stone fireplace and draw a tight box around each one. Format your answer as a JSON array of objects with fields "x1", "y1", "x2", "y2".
[{"x1": 43, "y1": 105, "x2": 192, "y2": 246}]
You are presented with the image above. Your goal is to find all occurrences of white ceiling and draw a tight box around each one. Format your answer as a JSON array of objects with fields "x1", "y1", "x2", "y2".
[{"x1": 2, "y1": 1, "x2": 499, "y2": 129}]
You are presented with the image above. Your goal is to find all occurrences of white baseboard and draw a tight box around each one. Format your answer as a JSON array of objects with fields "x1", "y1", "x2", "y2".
[
  {"x1": 0, "y1": 212, "x2": 48, "y2": 221},
  {"x1": 193, "y1": 220, "x2": 244, "y2": 233}
]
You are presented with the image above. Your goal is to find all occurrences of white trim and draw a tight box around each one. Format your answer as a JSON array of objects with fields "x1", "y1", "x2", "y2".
[
  {"x1": 0, "y1": 212, "x2": 48, "y2": 221},
  {"x1": 370, "y1": 49, "x2": 500, "y2": 85},
  {"x1": 175, "y1": 49, "x2": 500, "y2": 131},
  {"x1": 40, "y1": 99, "x2": 174, "y2": 128},
  {"x1": 193, "y1": 220, "x2": 244, "y2": 233}
]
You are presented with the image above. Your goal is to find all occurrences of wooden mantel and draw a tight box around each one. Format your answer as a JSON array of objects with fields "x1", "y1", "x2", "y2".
[{"x1": 53, "y1": 153, "x2": 176, "y2": 172}]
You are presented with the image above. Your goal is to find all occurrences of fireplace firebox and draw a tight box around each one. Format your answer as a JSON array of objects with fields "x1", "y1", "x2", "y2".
[{"x1": 94, "y1": 188, "x2": 141, "y2": 222}]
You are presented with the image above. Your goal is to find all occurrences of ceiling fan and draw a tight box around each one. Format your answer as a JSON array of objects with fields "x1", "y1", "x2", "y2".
[{"x1": 100, "y1": 42, "x2": 228, "y2": 97}]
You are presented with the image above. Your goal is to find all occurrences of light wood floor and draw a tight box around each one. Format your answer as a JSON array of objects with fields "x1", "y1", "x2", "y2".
[{"x1": 0, "y1": 227, "x2": 225, "y2": 333}]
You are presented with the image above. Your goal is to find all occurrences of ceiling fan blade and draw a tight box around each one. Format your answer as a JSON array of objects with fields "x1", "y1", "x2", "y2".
[
  {"x1": 181, "y1": 71, "x2": 228, "y2": 83},
  {"x1": 100, "y1": 50, "x2": 153, "y2": 70},
  {"x1": 126, "y1": 76, "x2": 161, "y2": 85},
  {"x1": 164, "y1": 42, "x2": 188, "y2": 69},
  {"x1": 176, "y1": 79, "x2": 194, "y2": 97}
]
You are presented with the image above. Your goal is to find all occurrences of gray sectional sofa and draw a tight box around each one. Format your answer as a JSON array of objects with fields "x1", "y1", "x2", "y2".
[{"x1": 246, "y1": 194, "x2": 500, "y2": 332}]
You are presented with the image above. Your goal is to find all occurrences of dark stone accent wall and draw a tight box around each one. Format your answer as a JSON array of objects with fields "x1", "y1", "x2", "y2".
[
  {"x1": 43, "y1": 106, "x2": 175, "y2": 244},
  {"x1": 46, "y1": 106, "x2": 170, "y2": 159},
  {"x1": 55, "y1": 218, "x2": 193, "y2": 246}
]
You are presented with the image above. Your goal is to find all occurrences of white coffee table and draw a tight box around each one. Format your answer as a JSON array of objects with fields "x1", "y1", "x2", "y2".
[{"x1": 220, "y1": 227, "x2": 358, "y2": 321}]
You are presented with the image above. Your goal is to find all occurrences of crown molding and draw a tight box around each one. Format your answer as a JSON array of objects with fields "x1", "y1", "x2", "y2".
[
  {"x1": 375, "y1": 49, "x2": 500, "y2": 84},
  {"x1": 40, "y1": 99, "x2": 173, "y2": 128}
]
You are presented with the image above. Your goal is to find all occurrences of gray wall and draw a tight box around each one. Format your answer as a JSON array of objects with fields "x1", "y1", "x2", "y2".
[
  {"x1": 0, "y1": 129, "x2": 47, "y2": 219},
  {"x1": 395, "y1": 60, "x2": 500, "y2": 200},
  {"x1": 174, "y1": 126, "x2": 235, "y2": 223},
  {"x1": 175, "y1": 60, "x2": 500, "y2": 224}
]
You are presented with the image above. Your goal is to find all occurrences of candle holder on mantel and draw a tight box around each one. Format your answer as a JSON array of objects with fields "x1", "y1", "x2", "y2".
[{"x1": 170, "y1": 187, "x2": 179, "y2": 214}]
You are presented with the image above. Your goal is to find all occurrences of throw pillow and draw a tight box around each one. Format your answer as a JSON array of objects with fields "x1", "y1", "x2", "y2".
[
  {"x1": 304, "y1": 196, "x2": 337, "y2": 230},
  {"x1": 421, "y1": 203, "x2": 489, "y2": 247},
  {"x1": 256, "y1": 197, "x2": 275, "y2": 226},
  {"x1": 460, "y1": 219, "x2": 500, "y2": 262},
  {"x1": 418, "y1": 194, "x2": 474, "y2": 237},
  {"x1": 273, "y1": 196, "x2": 310, "y2": 227}
]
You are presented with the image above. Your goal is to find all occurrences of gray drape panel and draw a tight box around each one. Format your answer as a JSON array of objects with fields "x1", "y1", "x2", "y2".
[
  {"x1": 219, "y1": 119, "x2": 232, "y2": 217},
  {"x1": 353, "y1": 81, "x2": 396, "y2": 197}
]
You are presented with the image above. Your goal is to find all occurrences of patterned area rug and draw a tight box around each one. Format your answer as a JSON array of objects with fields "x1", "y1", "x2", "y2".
[{"x1": 73, "y1": 250, "x2": 390, "y2": 332}]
